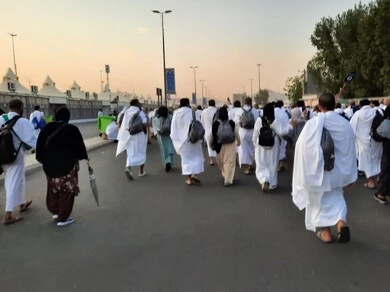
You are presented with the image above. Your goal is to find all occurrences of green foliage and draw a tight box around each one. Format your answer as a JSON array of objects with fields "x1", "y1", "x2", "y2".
[
  {"x1": 254, "y1": 89, "x2": 269, "y2": 105},
  {"x1": 308, "y1": 0, "x2": 390, "y2": 98},
  {"x1": 284, "y1": 74, "x2": 303, "y2": 103}
]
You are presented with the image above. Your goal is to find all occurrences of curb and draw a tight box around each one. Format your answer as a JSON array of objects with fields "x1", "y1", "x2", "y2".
[{"x1": 0, "y1": 140, "x2": 113, "y2": 183}]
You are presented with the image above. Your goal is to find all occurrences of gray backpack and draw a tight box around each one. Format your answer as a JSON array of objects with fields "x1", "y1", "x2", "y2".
[
  {"x1": 217, "y1": 120, "x2": 235, "y2": 144},
  {"x1": 128, "y1": 111, "x2": 144, "y2": 135},
  {"x1": 188, "y1": 110, "x2": 205, "y2": 143},
  {"x1": 158, "y1": 116, "x2": 171, "y2": 136},
  {"x1": 321, "y1": 127, "x2": 335, "y2": 171},
  {"x1": 240, "y1": 108, "x2": 255, "y2": 129}
]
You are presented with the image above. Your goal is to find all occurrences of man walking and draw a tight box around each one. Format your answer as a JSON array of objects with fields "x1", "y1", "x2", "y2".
[
  {"x1": 234, "y1": 97, "x2": 259, "y2": 174},
  {"x1": 292, "y1": 93, "x2": 357, "y2": 243},
  {"x1": 116, "y1": 99, "x2": 148, "y2": 179},
  {"x1": 201, "y1": 100, "x2": 217, "y2": 165},
  {"x1": 0, "y1": 99, "x2": 37, "y2": 225}
]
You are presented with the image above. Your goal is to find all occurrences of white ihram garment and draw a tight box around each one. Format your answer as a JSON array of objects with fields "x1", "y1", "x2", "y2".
[
  {"x1": 275, "y1": 107, "x2": 290, "y2": 161},
  {"x1": 234, "y1": 106, "x2": 260, "y2": 166},
  {"x1": 105, "y1": 121, "x2": 118, "y2": 140},
  {"x1": 170, "y1": 107, "x2": 204, "y2": 175},
  {"x1": 195, "y1": 109, "x2": 202, "y2": 122},
  {"x1": 253, "y1": 116, "x2": 291, "y2": 188},
  {"x1": 350, "y1": 106, "x2": 383, "y2": 178},
  {"x1": 0, "y1": 112, "x2": 37, "y2": 212},
  {"x1": 201, "y1": 106, "x2": 217, "y2": 158},
  {"x1": 116, "y1": 106, "x2": 148, "y2": 167},
  {"x1": 292, "y1": 112, "x2": 357, "y2": 231},
  {"x1": 29, "y1": 110, "x2": 44, "y2": 138}
]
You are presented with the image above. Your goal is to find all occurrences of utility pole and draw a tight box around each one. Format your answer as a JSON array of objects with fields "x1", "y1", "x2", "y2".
[
  {"x1": 9, "y1": 33, "x2": 18, "y2": 76},
  {"x1": 249, "y1": 78, "x2": 254, "y2": 98},
  {"x1": 256, "y1": 63, "x2": 262, "y2": 93}
]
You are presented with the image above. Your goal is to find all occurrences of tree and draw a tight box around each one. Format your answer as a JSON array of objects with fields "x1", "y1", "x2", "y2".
[
  {"x1": 284, "y1": 74, "x2": 303, "y2": 103},
  {"x1": 307, "y1": 1, "x2": 390, "y2": 98},
  {"x1": 254, "y1": 89, "x2": 269, "y2": 105}
]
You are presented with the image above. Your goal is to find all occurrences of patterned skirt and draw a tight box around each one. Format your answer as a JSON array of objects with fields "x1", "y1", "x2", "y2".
[{"x1": 48, "y1": 167, "x2": 80, "y2": 196}]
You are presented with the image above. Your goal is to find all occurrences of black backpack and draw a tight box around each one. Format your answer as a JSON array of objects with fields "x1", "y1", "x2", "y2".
[
  {"x1": 258, "y1": 117, "x2": 275, "y2": 148},
  {"x1": 371, "y1": 110, "x2": 385, "y2": 142},
  {"x1": 321, "y1": 127, "x2": 335, "y2": 171},
  {"x1": 0, "y1": 115, "x2": 23, "y2": 166}
]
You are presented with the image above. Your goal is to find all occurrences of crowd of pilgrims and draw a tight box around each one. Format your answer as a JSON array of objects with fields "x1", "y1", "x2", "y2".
[
  {"x1": 0, "y1": 94, "x2": 389, "y2": 243},
  {"x1": 116, "y1": 94, "x2": 389, "y2": 243}
]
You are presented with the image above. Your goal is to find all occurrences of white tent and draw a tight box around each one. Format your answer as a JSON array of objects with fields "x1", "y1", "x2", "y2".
[
  {"x1": 0, "y1": 68, "x2": 30, "y2": 94},
  {"x1": 70, "y1": 81, "x2": 85, "y2": 99},
  {"x1": 38, "y1": 76, "x2": 67, "y2": 97}
]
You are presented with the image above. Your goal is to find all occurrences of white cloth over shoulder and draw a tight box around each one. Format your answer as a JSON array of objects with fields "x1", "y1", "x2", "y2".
[
  {"x1": 0, "y1": 112, "x2": 37, "y2": 212},
  {"x1": 170, "y1": 107, "x2": 204, "y2": 175},
  {"x1": 170, "y1": 107, "x2": 193, "y2": 154},
  {"x1": 201, "y1": 106, "x2": 217, "y2": 158},
  {"x1": 116, "y1": 106, "x2": 147, "y2": 157},
  {"x1": 292, "y1": 112, "x2": 357, "y2": 231},
  {"x1": 234, "y1": 106, "x2": 259, "y2": 166},
  {"x1": 105, "y1": 121, "x2": 118, "y2": 140},
  {"x1": 253, "y1": 115, "x2": 291, "y2": 188},
  {"x1": 350, "y1": 106, "x2": 382, "y2": 178}
]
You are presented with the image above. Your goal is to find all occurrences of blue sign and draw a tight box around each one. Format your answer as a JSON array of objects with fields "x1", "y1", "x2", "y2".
[
  {"x1": 192, "y1": 93, "x2": 197, "y2": 105},
  {"x1": 165, "y1": 68, "x2": 176, "y2": 94}
]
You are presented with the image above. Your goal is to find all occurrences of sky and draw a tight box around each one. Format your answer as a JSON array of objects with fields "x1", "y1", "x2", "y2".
[{"x1": 0, "y1": 0, "x2": 371, "y2": 101}]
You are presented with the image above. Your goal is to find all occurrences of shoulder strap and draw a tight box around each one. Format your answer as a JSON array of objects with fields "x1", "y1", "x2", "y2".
[{"x1": 45, "y1": 123, "x2": 67, "y2": 148}]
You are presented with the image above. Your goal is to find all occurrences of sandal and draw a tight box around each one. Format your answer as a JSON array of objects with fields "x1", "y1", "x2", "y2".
[
  {"x1": 186, "y1": 179, "x2": 194, "y2": 186},
  {"x1": 191, "y1": 176, "x2": 201, "y2": 183},
  {"x1": 316, "y1": 230, "x2": 333, "y2": 243},
  {"x1": 20, "y1": 200, "x2": 32, "y2": 212},
  {"x1": 3, "y1": 215, "x2": 24, "y2": 226},
  {"x1": 338, "y1": 226, "x2": 351, "y2": 243}
]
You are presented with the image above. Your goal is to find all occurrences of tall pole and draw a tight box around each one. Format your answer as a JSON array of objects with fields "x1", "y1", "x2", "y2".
[
  {"x1": 100, "y1": 70, "x2": 104, "y2": 93},
  {"x1": 161, "y1": 14, "x2": 168, "y2": 106},
  {"x1": 249, "y1": 78, "x2": 254, "y2": 98},
  {"x1": 190, "y1": 66, "x2": 198, "y2": 105},
  {"x1": 9, "y1": 33, "x2": 18, "y2": 76},
  {"x1": 200, "y1": 79, "x2": 205, "y2": 102},
  {"x1": 153, "y1": 10, "x2": 172, "y2": 107},
  {"x1": 256, "y1": 63, "x2": 261, "y2": 93}
]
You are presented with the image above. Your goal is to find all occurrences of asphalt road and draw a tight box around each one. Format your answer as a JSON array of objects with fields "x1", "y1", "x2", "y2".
[
  {"x1": 0, "y1": 141, "x2": 389, "y2": 291},
  {"x1": 73, "y1": 121, "x2": 100, "y2": 140}
]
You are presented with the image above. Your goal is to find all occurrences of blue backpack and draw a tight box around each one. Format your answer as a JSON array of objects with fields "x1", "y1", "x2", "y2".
[{"x1": 32, "y1": 116, "x2": 46, "y2": 130}]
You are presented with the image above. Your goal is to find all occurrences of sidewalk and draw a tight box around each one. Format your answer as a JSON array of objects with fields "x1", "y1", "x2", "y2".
[{"x1": 0, "y1": 136, "x2": 113, "y2": 183}]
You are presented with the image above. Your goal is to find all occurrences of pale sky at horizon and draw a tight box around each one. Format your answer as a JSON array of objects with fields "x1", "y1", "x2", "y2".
[{"x1": 0, "y1": 0, "x2": 370, "y2": 101}]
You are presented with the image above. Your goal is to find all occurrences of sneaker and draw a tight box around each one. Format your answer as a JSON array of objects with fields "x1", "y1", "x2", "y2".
[
  {"x1": 57, "y1": 217, "x2": 75, "y2": 227},
  {"x1": 374, "y1": 193, "x2": 387, "y2": 205},
  {"x1": 52, "y1": 214, "x2": 59, "y2": 220},
  {"x1": 125, "y1": 167, "x2": 133, "y2": 180},
  {"x1": 139, "y1": 171, "x2": 148, "y2": 177}
]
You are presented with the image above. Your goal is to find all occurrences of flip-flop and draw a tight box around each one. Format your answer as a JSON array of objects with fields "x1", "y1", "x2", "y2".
[
  {"x1": 20, "y1": 200, "x2": 32, "y2": 213},
  {"x1": 3, "y1": 215, "x2": 24, "y2": 226},
  {"x1": 191, "y1": 177, "x2": 201, "y2": 183},
  {"x1": 338, "y1": 226, "x2": 351, "y2": 243},
  {"x1": 316, "y1": 230, "x2": 333, "y2": 243}
]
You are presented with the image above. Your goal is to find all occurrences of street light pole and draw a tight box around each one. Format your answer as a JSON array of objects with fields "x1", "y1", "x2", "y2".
[
  {"x1": 200, "y1": 79, "x2": 205, "y2": 103},
  {"x1": 190, "y1": 66, "x2": 198, "y2": 105},
  {"x1": 153, "y1": 10, "x2": 172, "y2": 106},
  {"x1": 256, "y1": 63, "x2": 261, "y2": 93},
  {"x1": 249, "y1": 78, "x2": 254, "y2": 98},
  {"x1": 9, "y1": 33, "x2": 18, "y2": 76}
]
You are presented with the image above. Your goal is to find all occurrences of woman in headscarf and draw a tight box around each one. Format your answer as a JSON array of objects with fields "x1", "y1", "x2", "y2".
[
  {"x1": 374, "y1": 106, "x2": 390, "y2": 204},
  {"x1": 36, "y1": 107, "x2": 88, "y2": 227},
  {"x1": 210, "y1": 107, "x2": 240, "y2": 186},
  {"x1": 153, "y1": 106, "x2": 175, "y2": 172}
]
